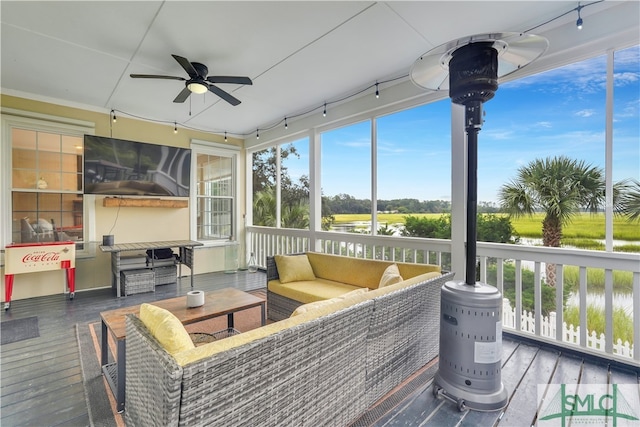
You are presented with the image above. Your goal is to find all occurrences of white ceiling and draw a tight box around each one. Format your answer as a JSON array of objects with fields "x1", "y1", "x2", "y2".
[{"x1": 1, "y1": 1, "x2": 638, "y2": 139}]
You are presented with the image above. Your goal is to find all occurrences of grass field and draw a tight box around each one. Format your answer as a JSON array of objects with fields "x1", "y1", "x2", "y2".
[{"x1": 333, "y1": 212, "x2": 640, "y2": 242}]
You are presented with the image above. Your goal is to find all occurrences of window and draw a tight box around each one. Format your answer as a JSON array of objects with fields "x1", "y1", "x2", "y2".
[
  {"x1": 321, "y1": 120, "x2": 372, "y2": 233},
  {"x1": 377, "y1": 100, "x2": 452, "y2": 215},
  {"x1": 251, "y1": 137, "x2": 310, "y2": 229},
  {"x1": 613, "y1": 45, "x2": 640, "y2": 239},
  {"x1": 3, "y1": 112, "x2": 92, "y2": 248},
  {"x1": 192, "y1": 142, "x2": 238, "y2": 242}
]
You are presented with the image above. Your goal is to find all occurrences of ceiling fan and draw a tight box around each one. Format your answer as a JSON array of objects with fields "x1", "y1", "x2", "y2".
[{"x1": 130, "y1": 54, "x2": 252, "y2": 106}]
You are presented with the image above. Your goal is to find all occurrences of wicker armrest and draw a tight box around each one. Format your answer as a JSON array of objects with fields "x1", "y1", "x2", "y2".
[
  {"x1": 125, "y1": 314, "x2": 183, "y2": 426},
  {"x1": 266, "y1": 256, "x2": 279, "y2": 282}
]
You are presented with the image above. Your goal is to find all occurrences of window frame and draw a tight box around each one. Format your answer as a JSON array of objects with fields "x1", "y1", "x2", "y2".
[
  {"x1": 1, "y1": 108, "x2": 95, "y2": 256},
  {"x1": 190, "y1": 140, "x2": 240, "y2": 246}
]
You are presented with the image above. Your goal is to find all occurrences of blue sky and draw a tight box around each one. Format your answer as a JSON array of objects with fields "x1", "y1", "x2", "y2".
[{"x1": 284, "y1": 45, "x2": 639, "y2": 204}]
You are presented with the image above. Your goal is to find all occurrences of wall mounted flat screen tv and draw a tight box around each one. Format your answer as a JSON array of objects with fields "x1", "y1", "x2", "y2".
[{"x1": 84, "y1": 135, "x2": 191, "y2": 197}]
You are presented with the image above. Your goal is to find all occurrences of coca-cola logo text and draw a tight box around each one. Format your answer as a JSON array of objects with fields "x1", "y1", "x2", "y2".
[{"x1": 22, "y1": 251, "x2": 61, "y2": 263}]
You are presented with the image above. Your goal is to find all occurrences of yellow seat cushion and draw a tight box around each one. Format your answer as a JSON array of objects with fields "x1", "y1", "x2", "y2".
[
  {"x1": 139, "y1": 303, "x2": 195, "y2": 355},
  {"x1": 274, "y1": 254, "x2": 316, "y2": 283},
  {"x1": 268, "y1": 278, "x2": 362, "y2": 304}
]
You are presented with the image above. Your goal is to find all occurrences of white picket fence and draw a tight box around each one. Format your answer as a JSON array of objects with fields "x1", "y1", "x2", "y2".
[{"x1": 502, "y1": 299, "x2": 634, "y2": 358}]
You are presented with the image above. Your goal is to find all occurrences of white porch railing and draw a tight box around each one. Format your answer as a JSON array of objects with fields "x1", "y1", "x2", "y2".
[
  {"x1": 502, "y1": 299, "x2": 635, "y2": 359},
  {"x1": 247, "y1": 226, "x2": 640, "y2": 366}
]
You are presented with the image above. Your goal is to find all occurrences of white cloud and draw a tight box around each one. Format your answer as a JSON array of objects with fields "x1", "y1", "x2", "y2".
[{"x1": 575, "y1": 109, "x2": 596, "y2": 118}]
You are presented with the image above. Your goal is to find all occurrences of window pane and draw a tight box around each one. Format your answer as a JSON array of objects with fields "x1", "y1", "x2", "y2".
[
  {"x1": 197, "y1": 196, "x2": 232, "y2": 239},
  {"x1": 37, "y1": 132, "x2": 61, "y2": 152},
  {"x1": 377, "y1": 100, "x2": 451, "y2": 235},
  {"x1": 10, "y1": 125, "x2": 84, "y2": 245},
  {"x1": 11, "y1": 192, "x2": 83, "y2": 243},
  {"x1": 195, "y1": 152, "x2": 234, "y2": 240},
  {"x1": 613, "y1": 45, "x2": 639, "y2": 244},
  {"x1": 281, "y1": 138, "x2": 310, "y2": 229},
  {"x1": 197, "y1": 154, "x2": 232, "y2": 197},
  {"x1": 62, "y1": 134, "x2": 83, "y2": 154},
  {"x1": 252, "y1": 147, "x2": 277, "y2": 226},
  {"x1": 322, "y1": 121, "x2": 372, "y2": 234},
  {"x1": 12, "y1": 128, "x2": 37, "y2": 188}
]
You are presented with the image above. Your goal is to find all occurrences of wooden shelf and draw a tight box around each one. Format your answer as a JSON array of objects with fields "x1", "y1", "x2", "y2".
[{"x1": 102, "y1": 198, "x2": 188, "y2": 208}]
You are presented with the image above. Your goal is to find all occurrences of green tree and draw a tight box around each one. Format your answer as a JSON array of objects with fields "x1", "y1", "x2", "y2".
[
  {"x1": 252, "y1": 145, "x2": 300, "y2": 195},
  {"x1": 252, "y1": 144, "x2": 309, "y2": 227},
  {"x1": 377, "y1": 223, "x2": 395, "y2": 235},
  {"x1": 402, "y1": 215, "x2": 451, "y2": 239},
  {"x1": 498, "y1": 156, "x2": 627, "y2": 286},
  {"x1": 487, "y1": 263, "x2": 564, "y2": 316},
  {"x1": 253, "y1": 187, "x2": 277, "y2": 227},
  {"x1": 321, "y1": 196, "x2": 335, "y2": 230},
  {"x1": 402, "y1": 214, "x2": 517, "y2": 244},
  {"x1": 476, "y1": 214, "x2": 519, "y2": 244},
  {"x1": 618, "y1": 178, "x2": 640, "y2": 222}
]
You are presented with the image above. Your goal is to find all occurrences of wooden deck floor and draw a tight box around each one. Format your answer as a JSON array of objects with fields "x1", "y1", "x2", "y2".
[
  {"x1": 359, "y1": 338, "x2": 639, "y2": 427},
  {"x1": 1, "y1": 270, "x2": 638, "y2": 426}
]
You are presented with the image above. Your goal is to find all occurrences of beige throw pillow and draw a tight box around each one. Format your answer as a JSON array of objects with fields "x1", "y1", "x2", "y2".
[
  {"x1": 274, "y1": 254, "x2": 316, "y2": 283},
  {"x1": 379, "y1": 263, "x2": 403, "y2": 288}
]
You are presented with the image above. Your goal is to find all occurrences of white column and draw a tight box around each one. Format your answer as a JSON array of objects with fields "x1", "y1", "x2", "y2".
[
  {"x1": 309, "y1": 129, "x2": 322, "y2": 252},
  {"x1": 450, "y1": 103, "x2": 466, "y2": 280}
]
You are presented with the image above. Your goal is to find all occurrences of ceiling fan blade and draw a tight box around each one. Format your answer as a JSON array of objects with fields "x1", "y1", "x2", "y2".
[
  {"x1": 206, "y1": 76, "x2": 253, "y2": 85},
  {"x1": 130, "y1": 74, "x2": 186, "y2": 81},
  {"x1": 207, "y1": 84, "x2": 241, "y2": 106},
  {"x1": 171, "y1": 54, "x2": 198, "y2": 79},
  {"x1": 173, "y1": 86, "x2": 192, "y2": 103}
]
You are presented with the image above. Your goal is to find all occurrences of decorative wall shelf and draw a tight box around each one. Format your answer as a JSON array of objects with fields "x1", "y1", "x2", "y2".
[{"x1": 102, "y1": 198, "x2": 188, "y2": 208}]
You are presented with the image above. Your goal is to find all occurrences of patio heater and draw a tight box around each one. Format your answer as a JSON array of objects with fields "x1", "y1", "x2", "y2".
[{"x1": 410, "y1": 33, "x2": 548, "y2": 411}]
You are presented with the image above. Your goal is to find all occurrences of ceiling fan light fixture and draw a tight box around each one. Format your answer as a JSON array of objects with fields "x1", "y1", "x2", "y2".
[{"x1": 187, "y1": 81, "x2": 208, "y2": 94}]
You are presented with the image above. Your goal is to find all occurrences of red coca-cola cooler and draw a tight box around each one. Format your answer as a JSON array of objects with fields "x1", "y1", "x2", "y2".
[{"x1": 3, "y1": 241, "x2": 76, "y2": 310}]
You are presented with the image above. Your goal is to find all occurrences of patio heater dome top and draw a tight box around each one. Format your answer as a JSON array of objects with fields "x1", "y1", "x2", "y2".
[{"x1": 410, "y1": 32, "x2": 549, "y2": 93}]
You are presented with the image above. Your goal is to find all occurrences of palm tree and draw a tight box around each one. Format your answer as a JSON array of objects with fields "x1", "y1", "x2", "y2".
[
  {"x1": 253, "y1": 186, "x2": 310, "y2": 229},
  {"x1": 498, "y1": 156, "x2": 616, "y2": 286},
  {"x1": 282, "y1": 200, "x2": 310, "y2": 229},
  {"x1": 618, "y1": 179, "x2": 640, "y2": 222},
  {"x1": 253, "y1": 187, "x2": 277, "y2": 227}
]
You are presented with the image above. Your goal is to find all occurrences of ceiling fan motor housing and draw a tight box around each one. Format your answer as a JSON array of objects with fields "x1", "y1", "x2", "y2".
[{"x1": 191, "y1": 62, "x2": 208, "y2": 77}]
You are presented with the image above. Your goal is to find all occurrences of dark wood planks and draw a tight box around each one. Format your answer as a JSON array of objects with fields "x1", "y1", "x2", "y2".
[
  {"x1": 498, "y1": 348, "x2": 559, "y2": 426},
  {"x1": 1, "y1": 270, "x2": 265, "y2": 426},
  {"x1": 1, "y1": 269, "x2": 630, "y2": 427}
]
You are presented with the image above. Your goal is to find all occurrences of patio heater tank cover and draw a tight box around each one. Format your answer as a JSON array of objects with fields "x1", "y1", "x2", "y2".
[
  {"x1": 436, "y1": 281, "x2": 507, "y2": 411},
  {"x1": 410, "y1": 33, "x2": 548, "y2": 412}
]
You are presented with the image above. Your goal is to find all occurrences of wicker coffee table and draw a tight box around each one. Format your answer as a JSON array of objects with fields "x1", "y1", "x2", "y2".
[{"x1": 100, "y1": 288, "x2": 266, "y2": 412}]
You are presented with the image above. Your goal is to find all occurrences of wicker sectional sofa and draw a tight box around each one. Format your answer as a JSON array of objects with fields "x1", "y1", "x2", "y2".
[
  {"x1": 267, "y1": 252, "x2": 443, "y2": 321},
  {"x1": 124, "y1": 253, "x2": 453, "y2": 426}
]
